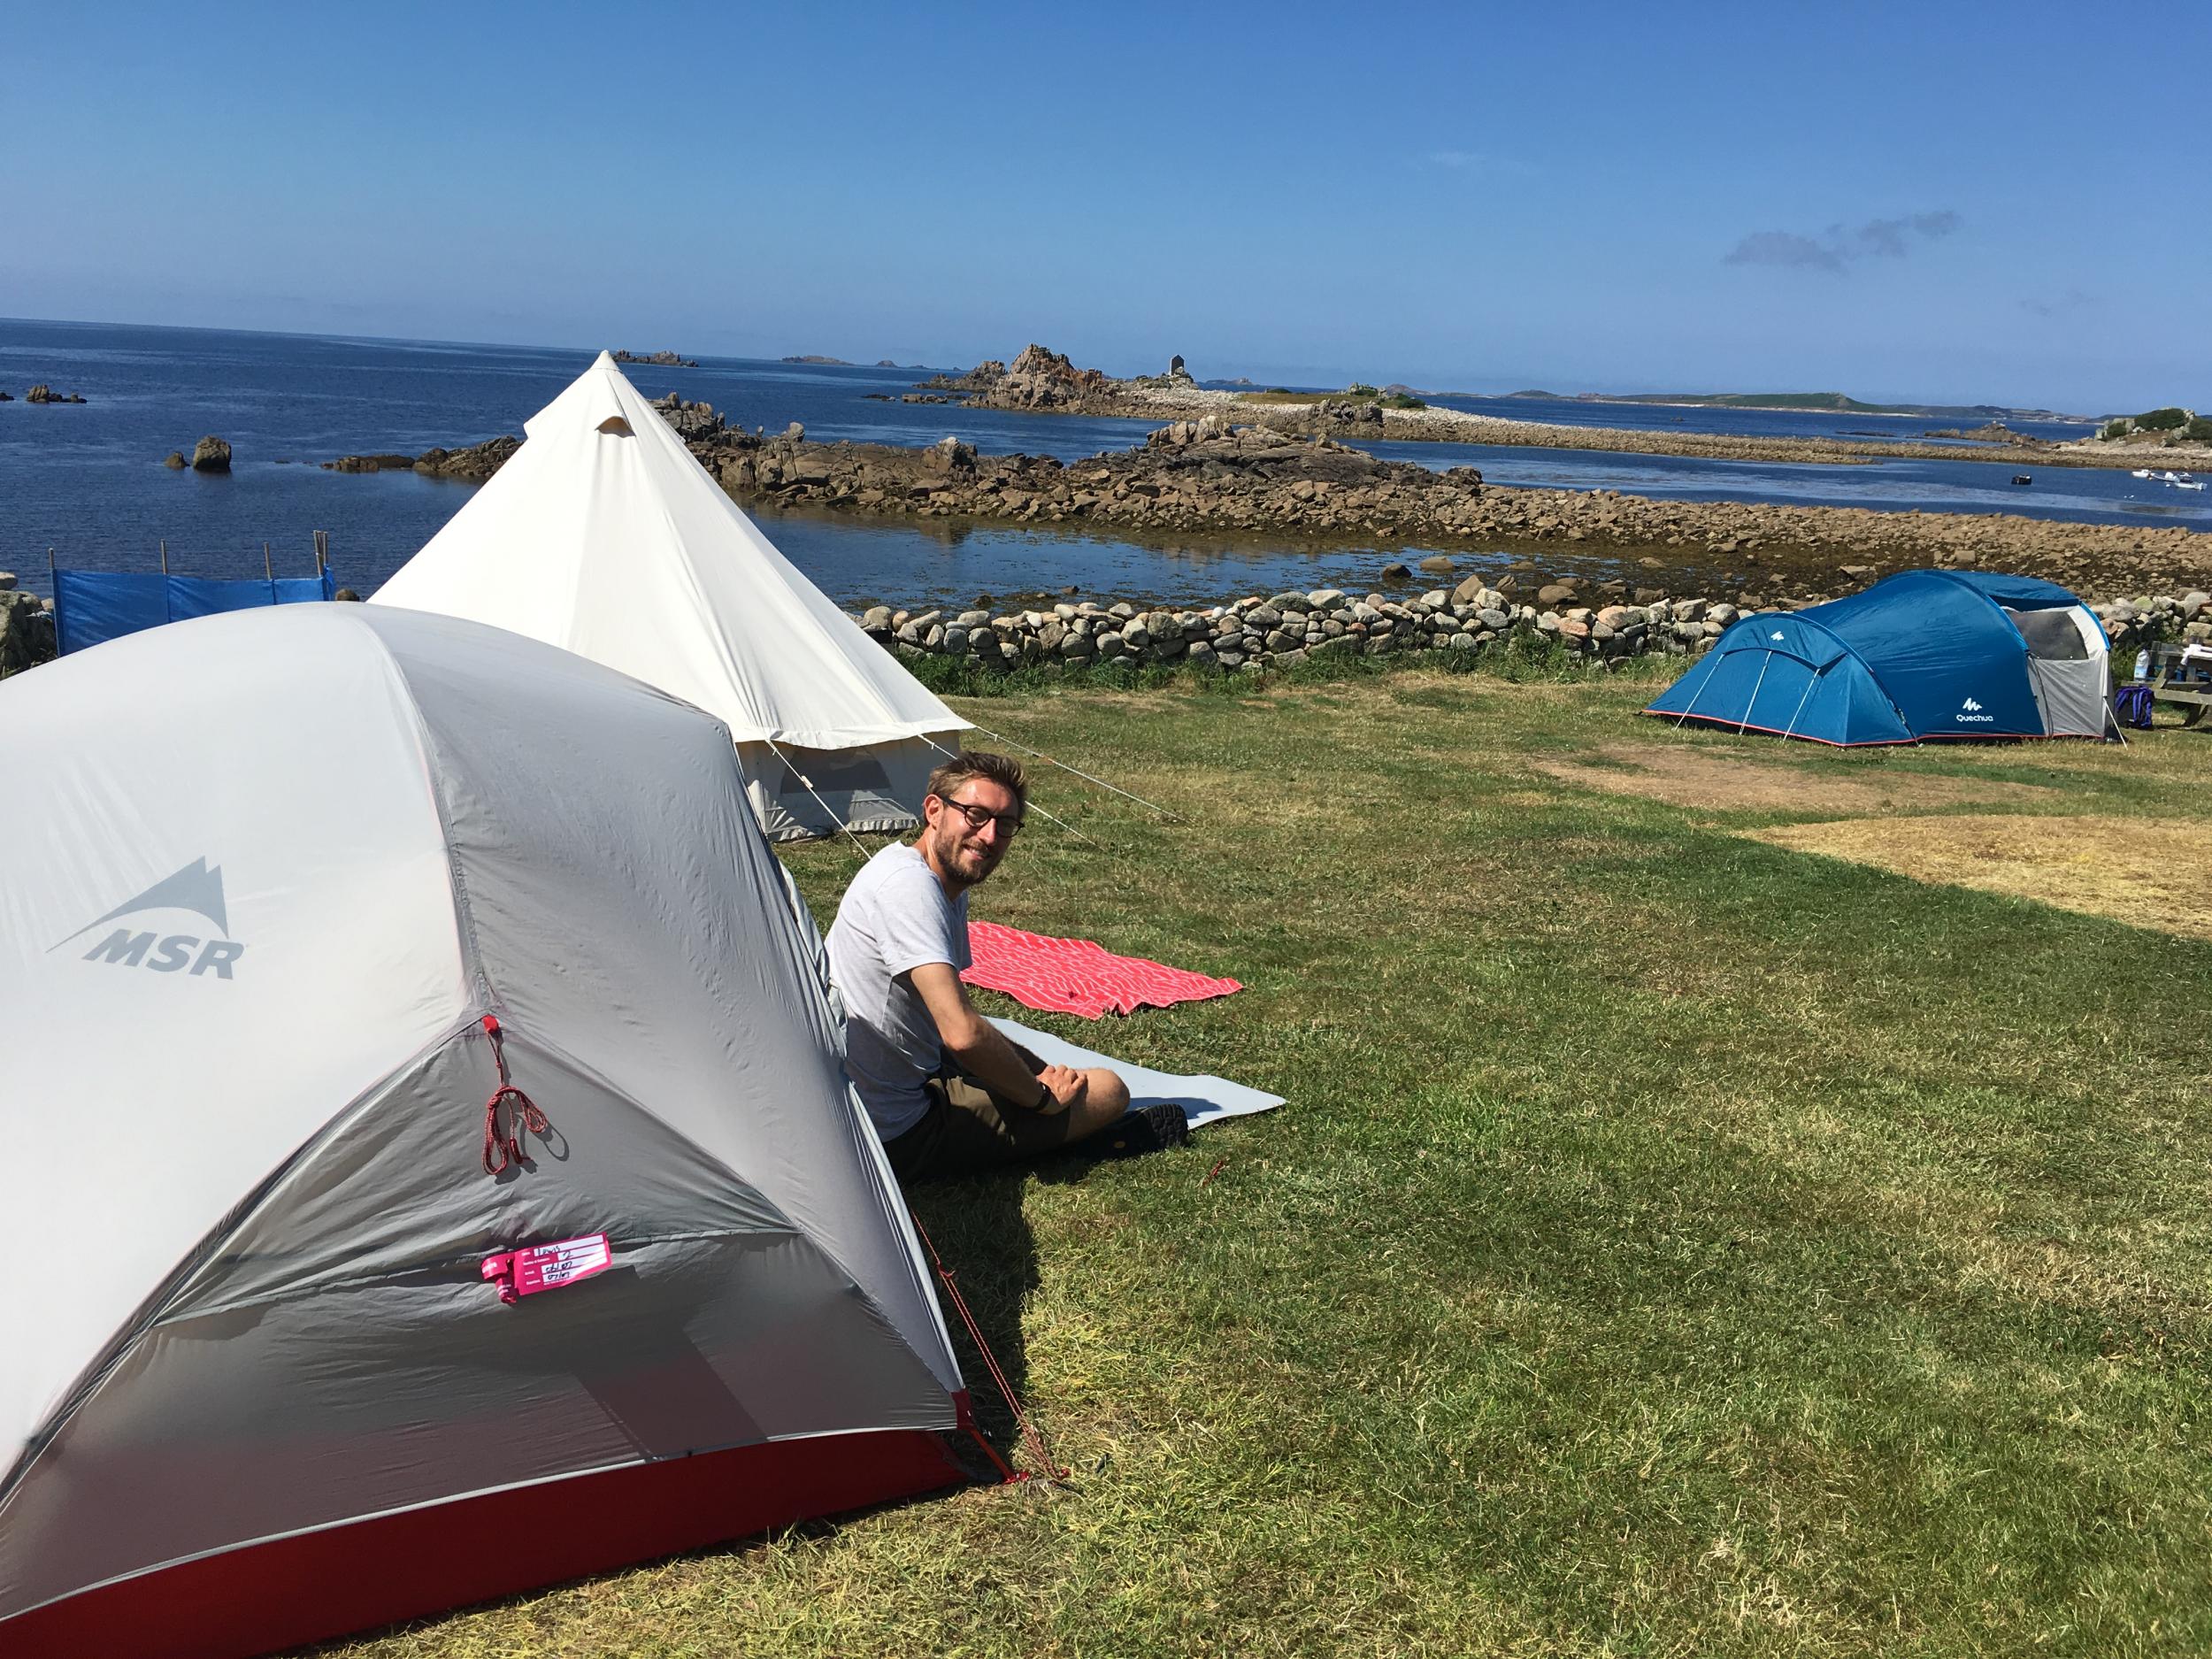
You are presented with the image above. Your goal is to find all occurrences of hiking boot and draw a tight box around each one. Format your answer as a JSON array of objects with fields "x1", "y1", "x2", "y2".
[{"x1": 1102, "y1": 1102, "x2": 1189, "y2": 1159}]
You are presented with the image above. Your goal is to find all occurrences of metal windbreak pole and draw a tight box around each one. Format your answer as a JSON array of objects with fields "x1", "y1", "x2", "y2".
[
  {"x1": 264, "y1": 542, "x2": 275, "y2": 583},
  {"x1": 159, "y1": 539, "x2": 169, "y2": 576}
]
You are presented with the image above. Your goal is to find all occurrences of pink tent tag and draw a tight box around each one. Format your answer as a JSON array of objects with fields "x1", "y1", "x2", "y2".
[{"x1": 481, "y1": 1233, "x2": 612, "y2": 1305}]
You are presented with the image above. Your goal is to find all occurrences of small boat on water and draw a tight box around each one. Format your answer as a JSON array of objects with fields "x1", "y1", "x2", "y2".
[
  {"x1": 2156, "y1": 470, "x2": 2205, "y2": 490},
  {"x1": 2011, "y1": 473, "x2": 2032, "y2": 486},
  {"x1": 2131, "y1": 467, "x2": 2155, "y2": 479}
]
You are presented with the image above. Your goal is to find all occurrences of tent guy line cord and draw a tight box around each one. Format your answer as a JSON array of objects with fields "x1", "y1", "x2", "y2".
[
  {"x1": 919, "y1": 735, "x2": 1106, "y2": 849},
  {"x1": 960, "y1": 722, "x2": 1179, "y2": 821},
  {"x1": 910, "y1": 1208, "x2": 1068, "y2": 1485},
  {"x1": 766, "y1": 741, "x2": 875, "y2": 865}
]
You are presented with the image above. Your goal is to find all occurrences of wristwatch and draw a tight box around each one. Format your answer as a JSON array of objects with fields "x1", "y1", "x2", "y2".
[{"x1": 1033, "y1": 1079, "x2": 1054, "y2": 1112}]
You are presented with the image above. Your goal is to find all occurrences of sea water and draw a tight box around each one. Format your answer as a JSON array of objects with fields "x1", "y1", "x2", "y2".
[{"x1": 3, "y1": 317, "x2": 2199, "y2": 608}]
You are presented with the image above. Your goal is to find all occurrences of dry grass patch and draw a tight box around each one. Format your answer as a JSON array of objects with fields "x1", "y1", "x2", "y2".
[
  {"x1": 1531, "y1": 741, "x2": 2056, "y2": 816},
  {"x1": 1744, "y1": 814, "x2": 2212, "y2": 940}
]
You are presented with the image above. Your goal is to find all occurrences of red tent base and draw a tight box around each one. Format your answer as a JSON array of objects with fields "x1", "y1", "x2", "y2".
[{"x1": 2, "y1": 1420, "x2": 970, "y2": 1659}]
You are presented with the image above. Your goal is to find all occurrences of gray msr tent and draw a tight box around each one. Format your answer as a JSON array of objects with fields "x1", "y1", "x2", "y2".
[{"x1": 0, "y1": 605, "x2": 970, "y2": 1657}]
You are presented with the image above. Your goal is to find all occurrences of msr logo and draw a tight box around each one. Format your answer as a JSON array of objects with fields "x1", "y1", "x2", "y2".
[
  {"x1": 51, "y1": 857, "x2": 247, "y2": 979},
  {"x1": 1956, "y1": 696, "x2": 1993, "y2": 724}
]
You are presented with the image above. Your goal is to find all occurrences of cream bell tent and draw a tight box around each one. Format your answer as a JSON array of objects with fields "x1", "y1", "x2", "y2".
[
  {"x1": 0, "y1": 605, "x2": 970, "y2": 1658},
  {"x1": 373, "y1": 351, "x2": 969, "y2": 840}
]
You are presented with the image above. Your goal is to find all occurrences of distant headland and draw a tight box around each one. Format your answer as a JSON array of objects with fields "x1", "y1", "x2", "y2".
[{"x1": 1503, "y1": 388, "x2": 2083, "y2": 423}]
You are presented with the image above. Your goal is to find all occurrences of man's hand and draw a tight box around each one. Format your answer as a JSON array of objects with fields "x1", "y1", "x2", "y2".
[{"x1": 1033, "y1": 1063, "x2": 1087, "y2": 1116}]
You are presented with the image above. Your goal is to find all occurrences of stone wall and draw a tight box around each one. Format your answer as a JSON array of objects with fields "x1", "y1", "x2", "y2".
[{"x1": 857, "y1": 582, "x2": 2212, "y2": 677}]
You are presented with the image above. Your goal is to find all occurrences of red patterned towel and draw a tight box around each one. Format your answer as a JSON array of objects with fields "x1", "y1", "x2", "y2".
[{"x1": 962, "y1": 921, "x2": 1243, "y2": 1019}]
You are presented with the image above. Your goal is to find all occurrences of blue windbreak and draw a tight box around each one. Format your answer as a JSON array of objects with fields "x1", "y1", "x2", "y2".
[{"x1": 56, "y1": 570, "x2": 339, "y2": 656}]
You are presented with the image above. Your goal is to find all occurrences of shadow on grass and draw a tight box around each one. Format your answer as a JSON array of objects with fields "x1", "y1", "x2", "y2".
[{"x1": 907, "y1": 1173, "x2": 1041, "y2": 1477}]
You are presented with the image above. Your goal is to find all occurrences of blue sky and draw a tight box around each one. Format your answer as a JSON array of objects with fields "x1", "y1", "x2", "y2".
[{"x1": 6, "y1": 2, "x2": 2205, "y2": 411}]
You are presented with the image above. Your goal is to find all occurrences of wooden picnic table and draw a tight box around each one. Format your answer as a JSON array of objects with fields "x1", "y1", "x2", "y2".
[{"x1": 2129, "y1": 641, "x2": 2212, "y2": 726}]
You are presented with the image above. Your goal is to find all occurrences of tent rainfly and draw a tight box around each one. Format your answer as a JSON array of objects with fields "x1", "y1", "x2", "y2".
[
  {"x1": 0, "y1": 605, "x2": 971, "y2": 1659},
  {"x1": 1641, "y1": 570, "x2": 2121, "y2": 745},
  {"x1": 372, "y1": 351, "x2": 970, "y2": 841}
]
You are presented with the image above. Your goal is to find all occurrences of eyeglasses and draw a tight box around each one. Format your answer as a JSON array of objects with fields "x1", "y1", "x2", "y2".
[{"x1": 937, "y1": 795, "x2": 1025, "y2": 836}]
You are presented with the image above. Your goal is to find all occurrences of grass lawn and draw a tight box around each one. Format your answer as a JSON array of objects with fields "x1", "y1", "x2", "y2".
[{"x1": 328, "y1": 661, "x2": 2212, "y2": 1657}]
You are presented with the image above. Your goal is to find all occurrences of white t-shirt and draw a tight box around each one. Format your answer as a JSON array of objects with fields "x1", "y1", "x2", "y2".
[{"x1": 826, "y1": 842, "x2": 970, "y2": 1141}]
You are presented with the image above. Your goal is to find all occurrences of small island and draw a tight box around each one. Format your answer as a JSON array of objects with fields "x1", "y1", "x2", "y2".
[
  {"x1": 611, "y1": 349, "x2": 697, "y2": 368},
  {"x1": 780, "y1": 355, "x2": 854, "y2": 366}
]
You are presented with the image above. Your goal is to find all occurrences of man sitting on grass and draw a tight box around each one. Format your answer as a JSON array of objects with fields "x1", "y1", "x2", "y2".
[{"x1": 827, "y1": 749, "x2": 1188, "y2": 1183}]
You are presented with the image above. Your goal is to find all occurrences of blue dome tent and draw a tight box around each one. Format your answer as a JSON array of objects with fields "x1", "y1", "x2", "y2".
[{"x1": 1642, "y1": 571, "x2": 2119, "y2": 745}]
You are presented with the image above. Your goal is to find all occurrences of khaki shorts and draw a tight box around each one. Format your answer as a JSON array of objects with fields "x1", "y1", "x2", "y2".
[{"x1": 884, "y1": 1066, "x2": 1091, "y2": 1184}]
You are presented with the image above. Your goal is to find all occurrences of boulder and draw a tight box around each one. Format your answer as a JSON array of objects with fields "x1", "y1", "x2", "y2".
[
  {"x1": 0, "y1": 589, "x2": 58, "y2": 677},
  {"x1": 1417, "y1": 554, "x2": 1455, "y2": 573},
  {"x1": 926, "y1": 435, "x2": 978, "y2": 474},
  {"x1": 163, "y1": 450, "x2": 187, "y2": 469},
  {"x1": 190, "y1": 436, "x2": 233, "y2": 472},
  {"x1": 649, "y1": 393, "x2": 725, "y2": 441}
]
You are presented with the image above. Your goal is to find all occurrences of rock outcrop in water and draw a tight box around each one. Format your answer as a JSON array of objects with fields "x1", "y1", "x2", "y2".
[
  {"x1": 611, "y1": 349, "x2": 696, "y2": 367},
  {"x1": 190, "y1": 436, "x2": 232, "y2": 472},
  {"x1": 325, "y1": 435, "x2": 519, "y2": 482},
  {"x1": 919, "y1": 344, "x2": 1114, "y2": 411},
  {"x1": 910, "y1": 344, "x2": 2190, "y2": 473}
]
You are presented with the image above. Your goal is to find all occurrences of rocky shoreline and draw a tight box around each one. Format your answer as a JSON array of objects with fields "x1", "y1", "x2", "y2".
[
  {"x1": 857, "y1": 582, "x2": 2211, "y2": 683},
  {"x1": 334, "y1": 393, "x2": 2211, "y2": 606},
  {"x1": 918, "y1": 344, "x2": 2212, "y2": 474}
]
